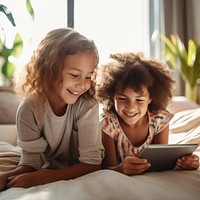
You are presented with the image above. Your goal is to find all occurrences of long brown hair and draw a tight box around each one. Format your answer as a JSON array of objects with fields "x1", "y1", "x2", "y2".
[{"x1": 14, "y1": 28, "x2": 99, "y2": 114}]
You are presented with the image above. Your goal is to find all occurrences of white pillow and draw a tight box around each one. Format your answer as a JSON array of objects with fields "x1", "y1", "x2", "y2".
[
  {"x1": 167, "y1": 96, "x2": 200, "y2": 114},
  {"x1": 0, "y1": 90, "x2": 20, "y2": 124}
]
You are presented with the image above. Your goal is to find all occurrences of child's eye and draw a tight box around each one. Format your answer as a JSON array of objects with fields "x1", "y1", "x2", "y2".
[
  {"x1": 118, "y1": 97, "x2": 127, "y2": 101},
  {"x1": 86, "y1": 76, "x2": 92, "y2": 80},
  {"x1": 136, "y1": 99, "x2": 145, "y2": 102},
  {"x1": 69, "y1": 74, "x2": 79, "y2": 78}
]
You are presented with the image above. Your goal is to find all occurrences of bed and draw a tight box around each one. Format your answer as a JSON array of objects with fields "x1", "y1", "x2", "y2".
[{"x1": 0, "y1": 96, "x2": 200, "y2": 200}]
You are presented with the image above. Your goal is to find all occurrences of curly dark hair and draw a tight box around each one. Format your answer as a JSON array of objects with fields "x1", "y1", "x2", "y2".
[{"x1": 95, "y1": 52, "x2": 175, "y2": 113}]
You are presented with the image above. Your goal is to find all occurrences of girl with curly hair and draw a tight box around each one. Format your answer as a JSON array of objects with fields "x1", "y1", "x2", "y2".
[
  {"x1": 96, "y1": 52, "x2": 199, "y2": 175},
  {"x1": 0, "y1": 28, "x2": 104, "y2": 190}
]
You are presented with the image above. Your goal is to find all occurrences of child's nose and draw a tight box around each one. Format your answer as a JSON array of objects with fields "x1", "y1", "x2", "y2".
[
  {"x1": 76, "y1": 78, "x2": 86, "y2": 90},
  {"x1": 127, "y1": 102, "x2": 137, "y2": 110}
]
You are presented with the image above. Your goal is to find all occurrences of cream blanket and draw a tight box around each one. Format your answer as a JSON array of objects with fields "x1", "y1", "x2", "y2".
[
  {"x1": 0, "y1": 141, "x2": 21, "y2": 172},
  {"x1": 169, "y1": 108, "x2": 200, "y2": 156}
]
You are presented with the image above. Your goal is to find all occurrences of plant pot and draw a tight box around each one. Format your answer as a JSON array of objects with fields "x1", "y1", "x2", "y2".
[{"x1": 185, "y1": 81, "x2": 198, "y2": 103}]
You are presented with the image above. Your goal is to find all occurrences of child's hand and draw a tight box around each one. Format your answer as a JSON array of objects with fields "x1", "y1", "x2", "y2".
[
  {"x1": 121, "y1": 156, "x2": 151, "y2": 175},
  {"x1": 7, "y1": 173, "x2": 32, "y2": 188},
  {"x1": 7, "y1": 172, "x2": 42, "y2": 188},
  {"x1": 175, "y1": 154, "x2": 199, "y2": 170}
]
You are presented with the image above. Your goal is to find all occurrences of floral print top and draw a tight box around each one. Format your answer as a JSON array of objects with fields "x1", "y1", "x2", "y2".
[{"x1": 100, "y1": 110, "x2": 173, "y2": 163}]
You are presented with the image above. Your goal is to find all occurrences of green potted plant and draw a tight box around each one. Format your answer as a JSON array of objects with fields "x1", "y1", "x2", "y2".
[
  {"x1": 0, "y1": 33, "x2": 23, "y2": 86},
  {"x1": 0, "y1": 1, "x2": 34, "y2": 86},
  {"x1": 159, "y1": 33, "x2": 200, "y2": 103}
]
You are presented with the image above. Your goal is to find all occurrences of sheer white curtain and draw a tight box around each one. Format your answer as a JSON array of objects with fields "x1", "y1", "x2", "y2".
[{"x1": 74, "y1": 0, "x2": 150, "y2": 64}]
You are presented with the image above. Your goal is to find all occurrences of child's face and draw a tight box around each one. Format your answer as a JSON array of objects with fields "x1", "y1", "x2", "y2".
[
  {"x1": 54, "y1": 53, "x2": 97, "y2": 105},
  {"x1": 113, "y1": 86, "x2": 151, "y2": 127}
]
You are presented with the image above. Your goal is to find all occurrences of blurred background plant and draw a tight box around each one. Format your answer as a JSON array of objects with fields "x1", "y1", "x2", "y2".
[
  {"x1": 158, "y1": 33, "x2": 200, "y2": 103},
  {"x1": 0, "y1": 0, "x2": 34, "y2": 86}
]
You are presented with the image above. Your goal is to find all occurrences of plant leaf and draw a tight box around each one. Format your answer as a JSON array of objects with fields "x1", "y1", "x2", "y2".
[
  {"x1": 11, "y1": 33, "x2": 23, "y2": 56},
  {"x1": 187, "y1": 40, "x2": 196, "y2": 67},
  {"x1": 171, "y1": 35, "x2": 178, "y2": 47},
  {"x1": 191, "y1": 44, "x2": 200, "y2": 87},
  {"x1": 0, "y1": 4, "x2": 16, "y2": 26},
  {"x1": 160, "y1": 33, "x2": 177, "y2": 55},
  {"x1": 2, "y1": 60, "x2": 16, "y2": 78},
  {"x1": 26, "y1": 0, "x2": 35, "y2": 20},
  {"x1": 176, "y1": 36, "x2": 188, "y2": 62}
]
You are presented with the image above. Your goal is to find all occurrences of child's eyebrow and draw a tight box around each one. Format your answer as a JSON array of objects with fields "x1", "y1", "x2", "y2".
[
  {"x1": 67, "y1": 67, "x2": 94, "y2": 74},
  {"x1": 116, "y1": 93, "x2": 127, "y2": 97},
  {"x1": 67, "y1": 67, "x2": 82, "y2": 72}
]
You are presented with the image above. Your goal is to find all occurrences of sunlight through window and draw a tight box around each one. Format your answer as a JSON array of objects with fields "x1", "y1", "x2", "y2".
[
  {"x1": 0, "y1": 0, "x2": 149, "y2": 70},
  {"x1": 74, "y1": 0, "x2": 150, "y2": 64}
]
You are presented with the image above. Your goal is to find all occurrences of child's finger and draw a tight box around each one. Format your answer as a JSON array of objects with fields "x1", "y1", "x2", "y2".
[
  {"x1": 126, "y1": 156, "x2": 148, "y2": 164},
  {"x1": 181, "y1": 154, "x2": 199, "y2": 161},
  {"x1": 8, "y1": 176, "x2": 15, "y2": 181}
]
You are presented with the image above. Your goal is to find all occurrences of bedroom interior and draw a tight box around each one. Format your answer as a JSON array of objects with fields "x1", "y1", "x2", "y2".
[{"x1": 0, "y1": 0, "x2": 200, "y2": 200}]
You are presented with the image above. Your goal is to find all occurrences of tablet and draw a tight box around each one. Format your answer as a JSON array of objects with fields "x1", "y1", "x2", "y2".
[{"x1": 137, "y1": 144, "x2": 198, "y2": 172}]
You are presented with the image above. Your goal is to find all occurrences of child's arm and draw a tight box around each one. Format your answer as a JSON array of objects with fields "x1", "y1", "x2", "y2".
[
  {"x1": 7, "y1": 163, "x2": 100, "y2": 188},
  {"x1": 102, "y1": 131, "x2": 150, "y2": 175},
  {"x1": 102, "y1": 132, "x2": 118, "y2": 167},
  {"x1": 152, "y1": 125, "x2": 169, "y2": 144}
]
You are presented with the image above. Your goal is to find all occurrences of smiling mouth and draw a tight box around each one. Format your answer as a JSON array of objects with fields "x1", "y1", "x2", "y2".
[
  {"x1": 124, "y1": 112, "x2": 138, "y2": 117},
  {"x1": 67, "y1": 89, "x2": 81, "y2": 96}
]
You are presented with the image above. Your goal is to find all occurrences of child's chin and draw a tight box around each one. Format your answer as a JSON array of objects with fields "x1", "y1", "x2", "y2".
[
  {"x1": 67, "y1": 99, "x2": 78, "y2": 104},
  {"x1": 65, "y1": 94, "x2": 81, "y2": 104},
  {"x1": 122, "y1": 118, "x2": 137, "y2": 126}
]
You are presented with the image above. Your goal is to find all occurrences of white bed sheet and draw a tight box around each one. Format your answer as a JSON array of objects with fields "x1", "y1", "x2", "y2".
[{"x1": 0, "y1": 169, "x2": 200, "y2": 200}]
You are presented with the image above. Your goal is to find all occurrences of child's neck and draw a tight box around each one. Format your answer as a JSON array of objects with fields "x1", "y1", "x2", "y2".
[
  {"x1": 49, "y1": 101, "x2": 67, "y2": 116},
  {"x1": 47, "y1": 94, "x2": 67, "y2": 116}
]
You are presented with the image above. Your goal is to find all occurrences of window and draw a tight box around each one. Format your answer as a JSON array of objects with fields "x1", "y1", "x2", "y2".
[
  {"x1": 1, "y1": 0, "x2": 150, "y2": 65},
  {"x1": 74, "y1": 0, "x2": 150, "y2": 64}
]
